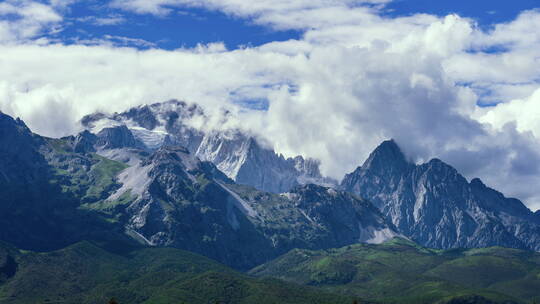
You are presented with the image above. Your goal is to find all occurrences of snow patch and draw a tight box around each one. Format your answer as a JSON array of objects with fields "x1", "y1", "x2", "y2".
[
  {"x1": 216, "y1": 181, "x2": 259, "y2": 218},
  {"x1": 299, "y1": 209, "x2": 318, "y2": 226},
  {"x1": 125, "y1": 228, "x2": 155, "y2": 246},
  {"x1": 359, "y1": 225, "x2": 398, "y2": 244},
  {"x1": 366, "y1": 228, "x2": 398, "y2": 244},
  {"x1": 97, "y1": 148, "x2": 145, "y2": 166},
  {"x1": 108, "y1": 163, "x2": 153, "y2": 201},
  {"x1": 88, "y1": 118, "x2": 122, "y2": 133},
  {"x1": 326, "y1": 188, "x2": 338, "y2": 196},
  {"x1": 130, "y1": 127, "x2": 168, "y2": 150},
  {"x1": 413, "y1": 184, "x2": 427, "y2": 221},
  {"x1": 280, "y1": 192, "x2": 299, "y2": 200}
]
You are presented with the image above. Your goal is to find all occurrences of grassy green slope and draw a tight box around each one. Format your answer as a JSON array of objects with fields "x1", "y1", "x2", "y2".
[
  {"x1": 250, "y1": 238, "x2": 540, "y2": 304},
  {"x1": 47, "y1": 139, "x2": 136, "y2": 225},
  {"x1": 0, "y1": 241, "x2": 354, "y2": 304}
]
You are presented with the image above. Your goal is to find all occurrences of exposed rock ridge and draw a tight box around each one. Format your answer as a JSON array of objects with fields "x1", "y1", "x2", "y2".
[{"x1": 342, "y1": 140, "x2": 540, "y2": 251}]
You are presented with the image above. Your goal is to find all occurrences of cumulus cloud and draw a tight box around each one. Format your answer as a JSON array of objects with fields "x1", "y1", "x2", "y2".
[
  {"x1": 0, "y1": 0, "x2": 63, "y2": 42},
  {"x1": 0, "y1": 42, "x2": 278, "y2": 136},
  {"x1": 444, "y1": 9, "x2": 540, "y2": 105},
  {"x1": 480, "y1": 89, "x2": 540, "y2": 137},
  {"x1": 1, "y1": 1, "x2": 540, "y2": 210}
]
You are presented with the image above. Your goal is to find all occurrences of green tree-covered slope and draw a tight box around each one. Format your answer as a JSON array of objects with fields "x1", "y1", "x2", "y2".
[
  {"x1": 0, "y1": 241, "x2": 353, "y2": 304},
  {"x1": 250, "y1": 238, "x2": 540, "y2": 304}
]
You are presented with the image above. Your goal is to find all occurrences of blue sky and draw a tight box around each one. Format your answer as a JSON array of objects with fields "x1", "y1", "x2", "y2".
[
  {"x1": 57, "y1": 2, "x2": 302, "y2": 49},
  {"x1": 384, "y1": 0, "x2": 539, "y2": 28},
  {"x1": 43, "y1": 0, "x2": 539, "y2": 50}
]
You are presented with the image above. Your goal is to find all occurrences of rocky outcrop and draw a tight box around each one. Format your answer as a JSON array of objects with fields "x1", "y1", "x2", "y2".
[
  {"x1": 108, "y1": 146, "x2": 396, "y2": 269},
  {"x1": 96, "y1": 125, "x2": 145, "y2": 150},
  {"x1": 72, "y1": 130, "x2": 97, "y2": 153},
  {"x1": 81, "y1": 100, "x2": 335, "y2": 193},
  {"x1": 342, "y1": 140, "x2": 540, "y2": 251}
]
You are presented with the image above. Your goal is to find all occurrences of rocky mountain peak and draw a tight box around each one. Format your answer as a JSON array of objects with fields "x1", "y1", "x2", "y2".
[
  {"x1": 96, "y1": 125, "x2": 144, "y2": 150},
  {"x1": 0, "y1": 112, "x2": 46, "y2": 174},
  {"x1": 342, "y1": 139, "x2": 540, "y2": 252},
  {"x1": 292, "y1": 156, "x2": 322, "y2": 177},
  {"x1": 143, "y1": 145, "x2": 232, "y2": 185},
  {"x1": 79, "y1": 100, "x2": 337, "y2": 193},
  {"x1": 341, "y1": 140, "x2": 409, "y2": 199},
  {"x1": 417, "y1": 158, "x2": 462, "y2": 184},
  {"x1": 290, "y1": 184, "x2": 361, "y2": 209},
  {"x1": 470, "y1": 177, "x2": 486, "y2": 188},
  {"x1": 73, "y1": 130, "x2": 97, "y2": 153},
  {"x1": 0, "y1": 112, "x2": 32, "y2": 139},
  {"x1": 425, "y1": 158, "x2": 456, "y2": 170},
  {"x1": 289, "y1": 183, "x2": 328, "y2": 197},
  {"x1": 362, "y1": 139, "x2": 409, "y2": 173},
  {"x1": 147, "y1": 146, "x2": 195, "y2": 169},
  {"x1": 80, "y1": 112, "x2": 107, "y2": 128},
  {"x1": 117, "y1": 105, "x2": 159, "y2": 130}
]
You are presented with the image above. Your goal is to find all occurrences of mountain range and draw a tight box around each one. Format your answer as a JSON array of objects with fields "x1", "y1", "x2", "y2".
[
  {"x1": 1, "y1": 100, "x2": 540, "y2": 303},
  {"x1": 0, "y1": 107, "x2": 397, "y2": 270},
  {"x1": 81, "y1": 101, "x2": 335, "y2": 194},
  {"x1": 78, "y1": 101, "x2": 540, "y2": 253}
]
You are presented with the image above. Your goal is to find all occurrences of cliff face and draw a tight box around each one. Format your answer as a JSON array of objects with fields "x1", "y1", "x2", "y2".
[
  {"x1": 342, "y1": 140, "x2": 540, "y2": 251},
  {"x1": 108, "y1": 146, "x2": 397, "y2": 270}
]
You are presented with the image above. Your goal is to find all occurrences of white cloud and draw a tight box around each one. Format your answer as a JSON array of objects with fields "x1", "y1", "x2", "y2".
[
  {"x1": 1, "y1": 1, "x2": 540, "y2": 211},
  {"x1": 48, "y1": 0, "x2": 79, "y2": 8},
  {"x1": 110, "y1": 0, "x2": 390, "y2": 28},
  {"x1": 0, "y1": 0, "x2": 63, "y2": 42},
  {"x1": 480, "y1": 88, "x2": 540, "y2": 138},
  {"x1": 0, "y1": 43, "x2": 279, "y2": 136},
  {"x1": 77, "y1": 15, "x2": 126, "y2": 26},
  {"x1": 480, "y1": 9, "x2": 540, "y2": 50},
  {"x1": 444, "y1": 9, "x2": 540, "y2": 105}
]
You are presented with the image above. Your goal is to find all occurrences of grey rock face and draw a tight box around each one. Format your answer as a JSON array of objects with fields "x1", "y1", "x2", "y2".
[
  {"x1": 81, "y1": 100, "x2": 335, "y2": 193},
  {"x1": 119, "y1": 105, "x2": 159, "y2": 130},
  {"x1": 342, "y1": 140, "x2": 540, "y2": 251},
  {"x1": 274, "y1": 184, "x2": 399, "y2": 247},
  {"x1": 96, "y1": 125, "x2": 145, "y2": 150},
  {"x1": 109, "y1": 146, "x2": 396, "y2": 269},
  {"x1": 119, "y1": 147, "x2": 276, "y2": 270},
  {"x1": 73, "y1": 130, "x2": 97, "y2": 153},
  {"x1": 203, "y1": 135, "x2": 302, "y2": 193}
]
